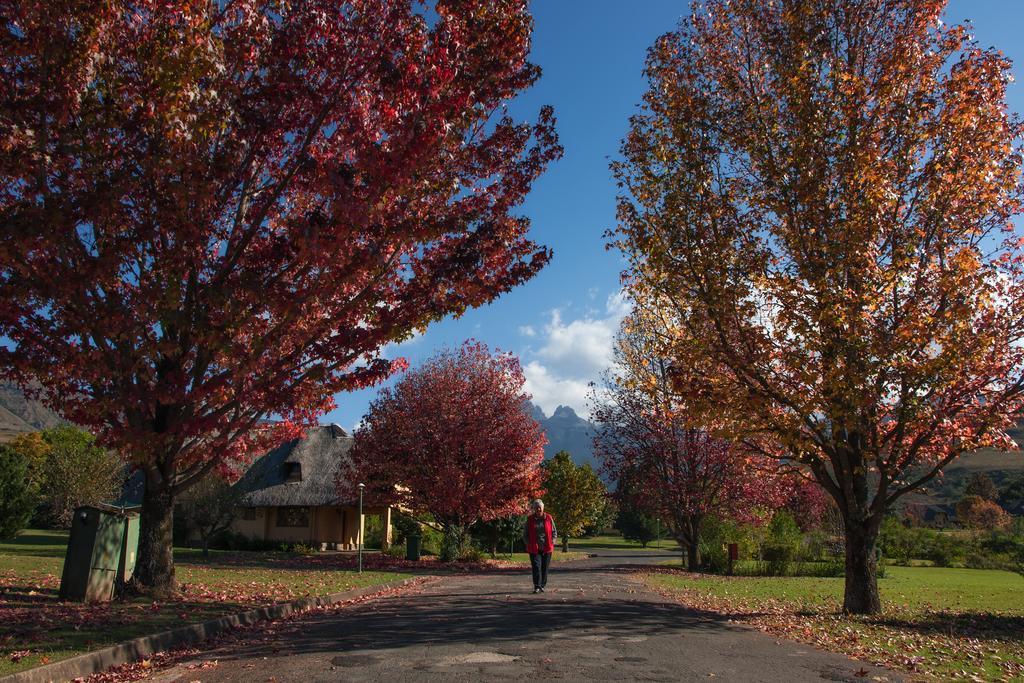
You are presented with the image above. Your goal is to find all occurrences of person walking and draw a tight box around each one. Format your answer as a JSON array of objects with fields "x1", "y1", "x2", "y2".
[{"x1": 524, "y1": 499, "x2": 557, "y2": 593}]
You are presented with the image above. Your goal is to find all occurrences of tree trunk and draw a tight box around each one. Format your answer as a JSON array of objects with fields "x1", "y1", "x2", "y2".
[
  {"x1": 202, "y1": 535, "x2": 210, "y2": 559},
  {"x1": 561, "y1": 536, "x2": 569, "y2": 553},
  {"x1": 686, "y1": 515, "x2": 703, "y2": 572},
  {"x1": 686, "y1": 541, "x2": 700, "y2": 572},
  {"x1": 134, "y1": 483, "x2": 176, "y2": 596},
  {"x1": 843, "y1": 520, "x2": 881, "y2": 615}
]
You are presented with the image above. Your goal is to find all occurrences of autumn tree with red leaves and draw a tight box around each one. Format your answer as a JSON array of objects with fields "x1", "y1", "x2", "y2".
[
  {"x1": 0, "y1": 0, "x2": 559, "y2": 592},
  {"x1": 347, "y1": 342, "x2": 545, "y2": 561},
  {"x1": 592, "y1": 309, "x2": 786, "y2": 571},
  {"x1": 612, "y1": 0, "x2": 1024, "y2": 613}
]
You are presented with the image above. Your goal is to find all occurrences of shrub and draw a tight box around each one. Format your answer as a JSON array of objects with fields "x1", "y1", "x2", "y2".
[
  {"x1": 440, "y1": 525, "x2": 468, "y2": 562},
  {"x1": 392, "y1": 513, "x2": 422, "y2": 545},
  {"x1": 761, "y1": 542, "x2": 796, "y2": 576},
  {"x1": 0, "y1": 444, "x2": 36, "y2": 538},
  {"x1": 217, "y1": 531, "x2": 279, "y2": 552},
  {"x1": 926, "y1": 533, "x2": 966, "y2": 567},
  {"x1": 879, "y1": 516, "x2": 926, "y2": 565},
  {"x1": 419, "y1": 525, "x2": 443, "y2": 556},
  {"x1": 363, "y1": 514, "x2": 386, "y2": 550},
  {"x1": 457, "y1": 546, "x2": 485, "y2": 563}
]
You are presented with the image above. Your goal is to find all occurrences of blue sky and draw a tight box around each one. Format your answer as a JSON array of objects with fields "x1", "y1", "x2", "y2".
[{"x1": 322, "y1": 0, "x2": 1024, "y2": 430}]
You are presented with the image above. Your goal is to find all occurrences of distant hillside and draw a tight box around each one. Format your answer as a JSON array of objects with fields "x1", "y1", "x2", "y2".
[
  {"x1": 530, "y1": 403, "x2": 601, "y2": 474},
  {"x1": 0, "y1": 381, "x2": 66, "y2": 443}
]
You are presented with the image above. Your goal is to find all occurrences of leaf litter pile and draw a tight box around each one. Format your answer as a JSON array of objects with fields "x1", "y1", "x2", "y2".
[{"x1": 641, "y1": 567, "x2": 1024, "y2": 682}]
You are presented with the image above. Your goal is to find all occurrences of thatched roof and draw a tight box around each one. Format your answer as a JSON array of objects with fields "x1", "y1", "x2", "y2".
[{"x1": 233, "y1": 424, "x2": 356, "y2": 507}]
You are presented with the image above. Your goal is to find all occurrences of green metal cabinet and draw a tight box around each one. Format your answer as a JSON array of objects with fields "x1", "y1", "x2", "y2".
[{"x1": 59, "y1": 505, "x2": 141, "y2": 602}]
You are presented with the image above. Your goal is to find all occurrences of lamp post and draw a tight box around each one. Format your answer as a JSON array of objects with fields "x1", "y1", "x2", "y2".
[{"x1": 357, "y1": 483, "x2": 365, "y2": 574}]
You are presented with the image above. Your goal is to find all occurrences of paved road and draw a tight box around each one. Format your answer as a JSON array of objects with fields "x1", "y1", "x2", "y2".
[{"x1": 153, "y1": 549, "x2": 899, "y2": 682}]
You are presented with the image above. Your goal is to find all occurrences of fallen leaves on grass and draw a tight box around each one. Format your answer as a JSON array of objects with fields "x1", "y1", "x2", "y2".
[{"x1": 641, "y1": 570, "x2": 1024, "y2": 682}]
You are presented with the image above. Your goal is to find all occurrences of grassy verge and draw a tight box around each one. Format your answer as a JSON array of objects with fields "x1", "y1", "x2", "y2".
[
  {"x1": 642, "y1": 565, "x2": 1024, "y2": 681},
  {"x1": 0, "y1": 530, "x2": 413, "y2": 677},
  {"x1": 490, "y1": 551, "x2": 590, "y2": 564},
  {"x1": 567, "y1": 534, "x2": 672, "y2": 551}
]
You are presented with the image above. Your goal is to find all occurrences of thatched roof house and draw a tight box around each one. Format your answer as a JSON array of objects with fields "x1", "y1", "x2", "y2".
[
  {"x1": 234, "y1": 424, "x2": 355, "y2": 508},
  {"x1": 230, "y1": 425, "x2": 391, "y2": 550}
]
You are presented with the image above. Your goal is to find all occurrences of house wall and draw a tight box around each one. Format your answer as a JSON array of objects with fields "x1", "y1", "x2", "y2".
[
  {"x1": 232, "y1": 507, "x2": 267, "y2": 540},
  {"x1": 230, "y1": 505, "x2": 393, "y2": 549},
  {"x1": 266, "y1": 506, "x2": 315, "y2": 543}
]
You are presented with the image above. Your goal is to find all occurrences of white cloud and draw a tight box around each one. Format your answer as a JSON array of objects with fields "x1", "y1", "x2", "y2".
[
  {"x1": 522, "y1": 290, "x2": 631, "y2": 418},
  {"x1": 518, "y1": 325, "x2": 536, "y2": 338},
  {"x1": 523, "y1": 361, "x2": 593, "y2": 418}
]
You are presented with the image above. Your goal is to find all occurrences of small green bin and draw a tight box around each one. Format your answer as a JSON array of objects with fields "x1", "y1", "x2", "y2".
[
  {"x1": 59, "y1": 504, "x2": 141, "y2": 602},
  {"x1": 406, "y1": 534, "x2": 422, "y2": 561}
]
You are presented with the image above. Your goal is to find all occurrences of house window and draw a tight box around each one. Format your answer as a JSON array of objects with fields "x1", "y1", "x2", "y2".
[
  {"x1": 284, "y1": 462, "x2": 302, "y2": 483},
  {"x1": 277, "y1": 507, "x2": 310, "y2": 528},
  {"x1": 242, "y1": 508, "x2": 257, "y2": 521}
]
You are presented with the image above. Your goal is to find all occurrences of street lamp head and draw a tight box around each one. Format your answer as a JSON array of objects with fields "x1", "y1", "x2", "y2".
[{"x1": 357, "y1": 482, "x2": 365, "y2": 490}]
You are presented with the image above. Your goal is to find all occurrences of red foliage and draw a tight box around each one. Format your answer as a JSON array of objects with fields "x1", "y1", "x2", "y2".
[
  {"x1": 0, "y1": 1, "x2": 559, "y2": 589},
  {"x1": 346, "y1": 342, "x2": 545, "y2": 531},
  {"x1": 782, "y1": 477, "x2": 832, "y2": 533},
  {"x1": 594, "y1": 402, "x2": 785, "y2": 531}
]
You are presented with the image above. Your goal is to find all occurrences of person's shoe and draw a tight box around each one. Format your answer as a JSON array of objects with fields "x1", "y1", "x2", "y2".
[
  {"x1": 533, "y1": 587, "x2": 540, "y2": 594},
  {"x1": 540, "y1": 586, "x2": 545, "y2": 592}
]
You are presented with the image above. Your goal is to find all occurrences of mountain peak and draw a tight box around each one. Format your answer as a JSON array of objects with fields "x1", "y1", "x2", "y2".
[{"x1": 552, "y1": 405, "x2": 579, "y2": 420}]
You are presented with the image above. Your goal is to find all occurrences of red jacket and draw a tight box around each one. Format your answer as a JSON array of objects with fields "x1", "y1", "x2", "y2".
[{"x1": 525, "y1": 512, "x2": 557, "y2": 554}]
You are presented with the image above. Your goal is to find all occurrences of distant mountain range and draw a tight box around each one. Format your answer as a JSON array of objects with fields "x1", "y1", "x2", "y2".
[
  {"x1": 0, "y1": 381, "x2": 66, "y2": 442},
  {"x1": 530, "y1": 402, "x2": 601, "y2": 474}
]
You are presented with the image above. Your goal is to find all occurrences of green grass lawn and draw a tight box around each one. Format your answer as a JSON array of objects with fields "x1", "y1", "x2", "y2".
[
  {"x1": 644, "y1": 565, "x2": 1024, "y2": 680},
  {"x1": 0, "y1": 530, "x2": 413, "y2": 677},
  {"x1": 567, "y1": 534, "x2": 672, "y2": 551},
  {"x1": 492, "y1": 551, "x2": 590, "y2": 563}
]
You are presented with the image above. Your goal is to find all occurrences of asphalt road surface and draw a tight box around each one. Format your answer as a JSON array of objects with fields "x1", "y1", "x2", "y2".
[{"x1": 151, "y1": 548, "x2": 899, "y2": 682}]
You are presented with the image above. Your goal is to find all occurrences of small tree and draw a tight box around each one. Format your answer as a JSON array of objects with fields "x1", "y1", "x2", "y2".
[
  {"x1": 37, "y1": 426, "x2": 125, "y2": 528},
  {"x1": 7, "y1": 432, "x2": 49, "y2": 492},
  {"x1": 0, "y1": 444, "x2": 36, "y2": 538},
  {"x1": 471, "y1": 515, "x2": 525, "y2": 558},
  {"x1": 176, "y1": 475, "x2": 241, "y2": 557},
  {"x1": 616, "y1": 506, "x2": 660, "y2": 548},
  {"x1": 956, "y1": 495, "x2": 1011, "y2": 531},
  {"x1": 964, "y1": 473, "x2": 1000, "y2": 503},
  {"x1": 347, "y1": 342, "x2": 545, "y2": 562},
  {"x1": 540, "y1": 451, "x2": 607, "y2": 552},
  {"x1": 584, "y1": 496, "x2": 618, "y2": 537},
  {"x1": 593, "y1": 310, "x2": 785, "y2": 570}
]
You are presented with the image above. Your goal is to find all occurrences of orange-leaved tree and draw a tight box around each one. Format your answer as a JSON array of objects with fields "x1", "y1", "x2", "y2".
[
  {"x1": 0, "y1": 0, "x2": 559, "y2": 593},
  {"x1": 612, "y1": 0, "x2": 1024, "y2": 613}
]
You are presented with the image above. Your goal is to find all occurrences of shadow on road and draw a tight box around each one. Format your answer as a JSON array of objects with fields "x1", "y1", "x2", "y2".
[{"x1": 203, "y1": 571, "x2": 742, "y2": 664}]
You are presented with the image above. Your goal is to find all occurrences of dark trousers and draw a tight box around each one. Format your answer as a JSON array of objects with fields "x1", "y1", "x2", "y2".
[{"x1": 529, "y1": 552, "x2": 551, "y2": 588}]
